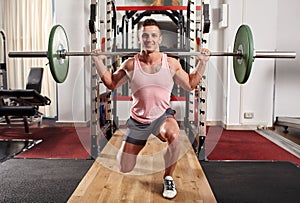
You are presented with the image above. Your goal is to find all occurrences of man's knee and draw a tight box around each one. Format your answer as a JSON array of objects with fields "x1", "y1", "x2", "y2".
[
  {"x1": 120, "y1": 164, "x2": 135, "y2": 173},
  {"x1": 160, "y1": 118, "x2": 180, "y2": 142},
  {"x1": 163, "y1": 126, "x2": 180, "y2": 144},
  {"x1": 117, "y1": 151, "x2": 137, "y2": 173},
  {"x1": 166, "y1": 132, "x2": 179, "y2": 143}
]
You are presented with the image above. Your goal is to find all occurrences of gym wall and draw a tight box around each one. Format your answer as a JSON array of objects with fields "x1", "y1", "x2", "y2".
[
  {"x1": 218, "y1": 0, "x2": 300, "y2": 128},
  {"x1": 275, "y1": 0, "x2": 300, "y2": 118},
  {"x1": 0, "y1": 1, "x2": 3, "y2": 29},
  {"x1": 218, "y1": 0, "x2": 278, "y2": 129},
  {"x1": 1, "y1": 0, "x2": 299, "y2": 128},
  {"x1": 54, "y1": 0, "x2": 91, "y2": 125}
]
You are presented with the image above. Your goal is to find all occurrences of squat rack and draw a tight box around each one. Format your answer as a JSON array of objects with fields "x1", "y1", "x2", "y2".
[{"x1": 89, "y1": 0, "x2": 209, "y2": 160}]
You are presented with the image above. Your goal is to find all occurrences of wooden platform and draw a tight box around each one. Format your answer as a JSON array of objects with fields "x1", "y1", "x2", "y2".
[{"x1": 68, "y1": 130, "x2": 216, "y2": 202}]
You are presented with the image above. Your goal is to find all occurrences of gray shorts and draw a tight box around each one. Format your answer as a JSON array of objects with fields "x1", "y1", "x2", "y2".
[{"x1": 124, "y1": 108, "x2": 176, "y2": 145}]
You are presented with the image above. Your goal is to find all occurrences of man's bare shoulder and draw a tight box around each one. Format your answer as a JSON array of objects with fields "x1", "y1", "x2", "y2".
[
  {"x1": 166, "y1": 56, "x2": 181, "y2": 71},
  {"x1": 120, "y1": 57, "x2": 135, "y2": 72}
]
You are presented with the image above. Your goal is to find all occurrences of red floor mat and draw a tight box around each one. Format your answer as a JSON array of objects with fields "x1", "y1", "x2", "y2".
[
  {"x1": 1, "y1": 125, "x2": 299, "y2": 165},
  {"x1": 0, "y1": 126, "x2": 90, "y2": 159},
  {"x1": 206, "y1": 127, "x2": 300, "y2": 166}
]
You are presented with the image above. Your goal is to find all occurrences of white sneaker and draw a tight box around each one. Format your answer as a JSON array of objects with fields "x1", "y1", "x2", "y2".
[{"x1": 162, "y1": 176, "x2": 177, "y2": 199}]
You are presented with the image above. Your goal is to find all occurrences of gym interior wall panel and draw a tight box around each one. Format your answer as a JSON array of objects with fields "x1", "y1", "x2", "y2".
[
  {"x1": 0, "y1": 0, "x2": 3, "y2": 29},
  {"x1": 84, "y1": 1, "x2": 91, "y2": 124},
  {"x1": 223, "y1": 0, "x2": 244, "y2": 126},
  {"x1": 223, "y1": 0, "x2": 278, "y2": 128},
  {"x1": 239, "y1": 0, "x2": 278, "y2": 127},
  {"x1": 275, "y1": 0, "x2": 300, "y2": 118},
  {"x1": 206, "y1": 0, "x2": 226, "y2": 122},
  {"x1": 54, "y1": 0, "x2": 90, "y2": 123}
]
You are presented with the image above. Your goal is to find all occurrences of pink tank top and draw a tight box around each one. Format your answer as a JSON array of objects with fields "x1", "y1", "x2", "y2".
[{"x1": 130, "y1": 54, "x2": 174, "y2": 124}]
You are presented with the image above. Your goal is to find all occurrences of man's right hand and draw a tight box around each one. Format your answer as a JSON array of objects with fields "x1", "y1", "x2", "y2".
[
  {"x1": 92, "y1": 49, "x2": 106, "y2": 63},
  {"x1": 92, "y1": 49, "x2": 108, "y2": 77}
]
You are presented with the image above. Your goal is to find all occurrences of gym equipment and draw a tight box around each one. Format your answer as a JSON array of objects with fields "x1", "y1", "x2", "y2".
[
  {"x1": 0, "y1": 89, "x2": 51, "y2": 133},
  {"x1": 8, "y1": 24, "x2": 296, "y2": 84},
  {"x1": 0, "y1": 67, "x2": 51, "y2": 133},
  {"x1": 1, "y1": 29, "x2": 8, "y2": 89}
]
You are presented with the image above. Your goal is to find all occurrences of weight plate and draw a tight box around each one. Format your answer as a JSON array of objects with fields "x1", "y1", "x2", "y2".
[
  {"x1": 48, "y1": 25, "x2": 69, "y2": 83},
  {"x1": 233, "y1": 24, "x2": 254, "y2": 84}
]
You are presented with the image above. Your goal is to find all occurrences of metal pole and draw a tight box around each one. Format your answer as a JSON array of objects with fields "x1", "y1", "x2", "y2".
[
  {"x1": 9, "y1": 50, "x2": 297, "y2": 58},
  {"x1": 66, "y1": 51, "x2": 243, "y2": 57},
  {"x1": 254, "y1": 51, "x2": 296, "y2": 59},
  {"x1": 8, "y1": 52, "x2": 48, "y2": 58}
]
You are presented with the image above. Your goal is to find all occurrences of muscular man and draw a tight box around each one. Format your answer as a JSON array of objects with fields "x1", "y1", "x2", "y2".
[{"x1": 92, "y1": 18, "x2": 210, "y2": 199}]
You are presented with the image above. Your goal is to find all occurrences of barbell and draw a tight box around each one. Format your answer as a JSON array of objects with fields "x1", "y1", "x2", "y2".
[{"x1": 8, "y1": 24, "x2": 296, "y2": 84}]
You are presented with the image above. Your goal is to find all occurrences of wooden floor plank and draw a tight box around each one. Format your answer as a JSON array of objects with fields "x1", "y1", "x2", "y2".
[{"x1": 68, "y1": 130, "x2": 216, "y2": 203}]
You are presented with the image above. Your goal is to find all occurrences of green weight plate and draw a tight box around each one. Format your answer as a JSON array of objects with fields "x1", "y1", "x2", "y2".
[
  {"x1": 48, "y1": 25, "x2": 69, "y2": 83},
  {"x1": 233, "y1": 24, "x2": 254, "y2": 84}
]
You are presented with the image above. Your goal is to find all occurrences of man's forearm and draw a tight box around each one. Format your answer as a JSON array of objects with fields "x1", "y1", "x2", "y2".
[
  {"x1": 187, "y1": 61, "x2": 207, "y2": 89},
  {"x1": 94, "y1": 59, "x2": 108, "y2": 78},
  {"x1": 193, "y1": 61, "x2": 207, "y2": 79}
]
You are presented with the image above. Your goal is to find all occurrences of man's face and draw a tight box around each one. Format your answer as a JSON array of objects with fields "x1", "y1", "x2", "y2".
[{"x1": 139, "y1": 25, "x2": 162, "y2": 52}]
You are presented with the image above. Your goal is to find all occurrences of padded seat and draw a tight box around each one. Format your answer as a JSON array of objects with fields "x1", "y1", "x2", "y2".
[
  {"x1": 0, "y1": 89, "x2": 51, "y2": 106},
  {"x1": 0, "y1": 67, "x2": 51, "y2": 133},
  {"x1": 0, "y1": 106, "x2": 37, "y2": 117}
]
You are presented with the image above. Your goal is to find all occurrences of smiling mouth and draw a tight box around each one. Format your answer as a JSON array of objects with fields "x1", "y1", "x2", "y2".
[{"x1": 144, "y1": 42, "x2": 156, "y2": 47}]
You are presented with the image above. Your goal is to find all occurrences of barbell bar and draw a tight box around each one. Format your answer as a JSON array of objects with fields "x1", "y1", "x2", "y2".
[
  {"x1": 9, "y1": 51, "x2": 243, "y2": 57},
  {"x1": 8, "y1": 50, "x2": 295, "y2": 58},
  {"x1": 8, "y1": 24, "x2": 296, "y2": 84}
]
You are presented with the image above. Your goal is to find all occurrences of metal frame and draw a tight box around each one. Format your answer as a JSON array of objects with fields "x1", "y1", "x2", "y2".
[
  {"x1": 90, "y1": 0, "x2": 98, "y2": 158},
  {"x1": 0, "y1": 30, "x2": 7, "y2": 90}
]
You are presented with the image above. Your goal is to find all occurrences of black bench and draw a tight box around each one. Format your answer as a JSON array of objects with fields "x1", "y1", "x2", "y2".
[
  {"x1": 0, "y1": 89, "x2": 51, "y2": 106},
  {"x1": 0, "y1": 68, "x2": 51, "y2": 133},
  {"x1": 0, "y1": 90, "x2": 51, "y2": 133}
]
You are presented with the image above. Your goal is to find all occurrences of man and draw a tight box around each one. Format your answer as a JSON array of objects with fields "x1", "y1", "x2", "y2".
[{"x1": 92, "y1": 18, "x2": 210, "y2": 199}]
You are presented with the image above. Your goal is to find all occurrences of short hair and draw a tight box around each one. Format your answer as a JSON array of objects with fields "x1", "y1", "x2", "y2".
[{"x1": 142, "y1": 18, "x2": 161, "y2": 30}]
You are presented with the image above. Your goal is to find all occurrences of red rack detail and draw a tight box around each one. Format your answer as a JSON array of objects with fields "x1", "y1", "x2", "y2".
[{"x1": 116, "y1": 6, "x2": 201, "y2": 11}]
